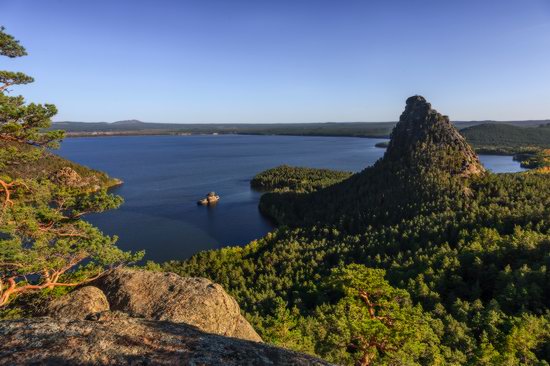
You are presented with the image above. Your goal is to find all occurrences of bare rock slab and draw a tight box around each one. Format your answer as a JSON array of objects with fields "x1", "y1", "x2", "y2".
[{"x1": 0, "y1": 312, "x2": 332, "y2": 365}]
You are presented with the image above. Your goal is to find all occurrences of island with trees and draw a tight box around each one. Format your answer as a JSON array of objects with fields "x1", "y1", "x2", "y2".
[{"x1": 251, "y1": 165, "x2": 352, "y2": 193}]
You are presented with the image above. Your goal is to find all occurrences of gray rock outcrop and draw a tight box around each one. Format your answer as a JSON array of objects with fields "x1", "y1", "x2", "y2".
[{"x1": 0, "y1": 311, "x2": 332, "y2": 365}]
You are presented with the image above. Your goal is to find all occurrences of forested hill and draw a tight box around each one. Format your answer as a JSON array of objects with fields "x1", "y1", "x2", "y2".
[
  {"x1": 461, "y1": 122, "x2": 550, "y2": 153},
  {"x1": 165, "y1": 96, "x2": 550, "y2": 365},
  {"x1": 54, "y1": 119, "x2": 548, "y2": 138}
]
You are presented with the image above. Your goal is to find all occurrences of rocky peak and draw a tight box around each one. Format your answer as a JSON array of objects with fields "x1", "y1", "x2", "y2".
[{"x1": 383, "y1": 95, "x2": 485, "y2": 177}]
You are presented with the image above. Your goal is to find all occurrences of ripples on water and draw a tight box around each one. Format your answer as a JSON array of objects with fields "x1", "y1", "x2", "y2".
[{"x1": 58, "y1": 135, "x2": 525, "y2": 262}]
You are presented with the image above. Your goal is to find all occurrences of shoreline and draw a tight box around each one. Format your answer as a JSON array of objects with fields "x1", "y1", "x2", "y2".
[{"x1": 63, "y1": 131, "x2": 391, "y2": 139}]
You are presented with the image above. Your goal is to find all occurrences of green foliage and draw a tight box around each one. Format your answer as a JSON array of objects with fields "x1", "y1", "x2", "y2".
[
  {"x1": 0, "y1": 26, "x2": 27, "y2": 58},
  {"x1": 0, "y1": 93, "x2": 63, "y2": 148},
  {"x1": 0, "y1": 27, "x2": 63, "y2": 147},
  {"x1": 314, "y1": 265, "x2": 442, "y2": 365},
  {"x1": 251, "y1": 165, "x2": 352, "y2": 193},
  {"x1": 252, "y1": 297, "x2": 316, "y2": 355},
  {"x1": 0, "y1": 140, "x2": 117, "y2": 188},
  {"x1": 0, "y1": 71, "x2": 34, "y2": 89}
]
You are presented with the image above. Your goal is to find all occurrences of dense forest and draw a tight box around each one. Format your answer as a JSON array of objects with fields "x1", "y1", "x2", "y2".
[
  {"x1": 251, "y1": 165, "x2": 352, "y2": 193},
  {"x1": 164, "y1": 96, "x2": 550, "y2": 365},
  {"x1": 461, "y1": 123, "x2": 550, "y2": 154}
]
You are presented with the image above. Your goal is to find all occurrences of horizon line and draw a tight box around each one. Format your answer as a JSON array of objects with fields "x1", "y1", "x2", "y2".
[{"x1": 53, "y1": 119, "x2": 550, "y2": 125}]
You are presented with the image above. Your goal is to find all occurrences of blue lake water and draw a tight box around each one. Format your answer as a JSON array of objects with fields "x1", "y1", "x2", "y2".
[{"x1": 58, "y1": 135, "x2": 525, "y2": 262}]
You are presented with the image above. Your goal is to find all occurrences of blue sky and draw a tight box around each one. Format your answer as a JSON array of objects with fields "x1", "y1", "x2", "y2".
[{"x1": 1, "y1": 0, "x2": 550, "y2": 123}]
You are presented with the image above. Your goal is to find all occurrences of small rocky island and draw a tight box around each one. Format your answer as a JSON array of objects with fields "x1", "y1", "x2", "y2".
[{"x1": 197, "y1": 191, "x2": 220, "y2": 205}]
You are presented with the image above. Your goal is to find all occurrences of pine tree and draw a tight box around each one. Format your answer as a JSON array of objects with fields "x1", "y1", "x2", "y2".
[{"x1": 0, "y1": 26, "x2": 142, "y2": 307}]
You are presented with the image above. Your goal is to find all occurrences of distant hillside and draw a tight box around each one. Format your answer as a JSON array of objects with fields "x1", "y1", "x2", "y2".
[
  {"x1": 53, "y1": 120, "x2": 397, "y2": 138},
  {"x1": 461, "y1": 123, "x2": 550, "y2": 153},
  {"x1": 53, "y1": 119, "x2": 550, "y2": 139},
  {"x1": 455, "y1": 119, "x2": 549, "y2": 128}
]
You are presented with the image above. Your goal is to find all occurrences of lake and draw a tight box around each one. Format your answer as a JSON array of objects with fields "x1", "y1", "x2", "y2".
[{"x1": 58, "y1": 135, "x2": 525, "y2": 262}]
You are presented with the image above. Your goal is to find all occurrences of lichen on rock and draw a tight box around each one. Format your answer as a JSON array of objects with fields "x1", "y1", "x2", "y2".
[
  {"x1": 46, "y1": 286, "x2": 109, "y2": 320},
  {"x1": 50, "y1": 166, "x2": 101, "y2": 189}
]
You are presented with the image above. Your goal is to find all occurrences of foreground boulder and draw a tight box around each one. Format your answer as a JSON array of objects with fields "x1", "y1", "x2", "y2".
[
  {"x1": 0, "y1": 311, "x2": 332, "y2": 365},
  {"x1": 46, "y1": 286, "x2": 109, "y2": 320},
  {"x1": 93, "y1": 268, "x2": 262, "y2": 342}
]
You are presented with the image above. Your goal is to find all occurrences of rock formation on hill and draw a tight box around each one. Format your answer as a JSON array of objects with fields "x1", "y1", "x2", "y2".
[
  {"x1": 384, "y1": 95, "x2": 485, "y2": 177},
  {"x1": 260, "y1": 95, "x2": 486, "y2": 228},
  {"x1": 0, "y1": 311, "x2": 332, "y2": 365}
]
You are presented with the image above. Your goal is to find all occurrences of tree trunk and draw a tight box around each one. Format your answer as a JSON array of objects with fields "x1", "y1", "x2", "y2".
[{"x1": 356, "y1": 352, "x2": 372, "y2": 366}]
